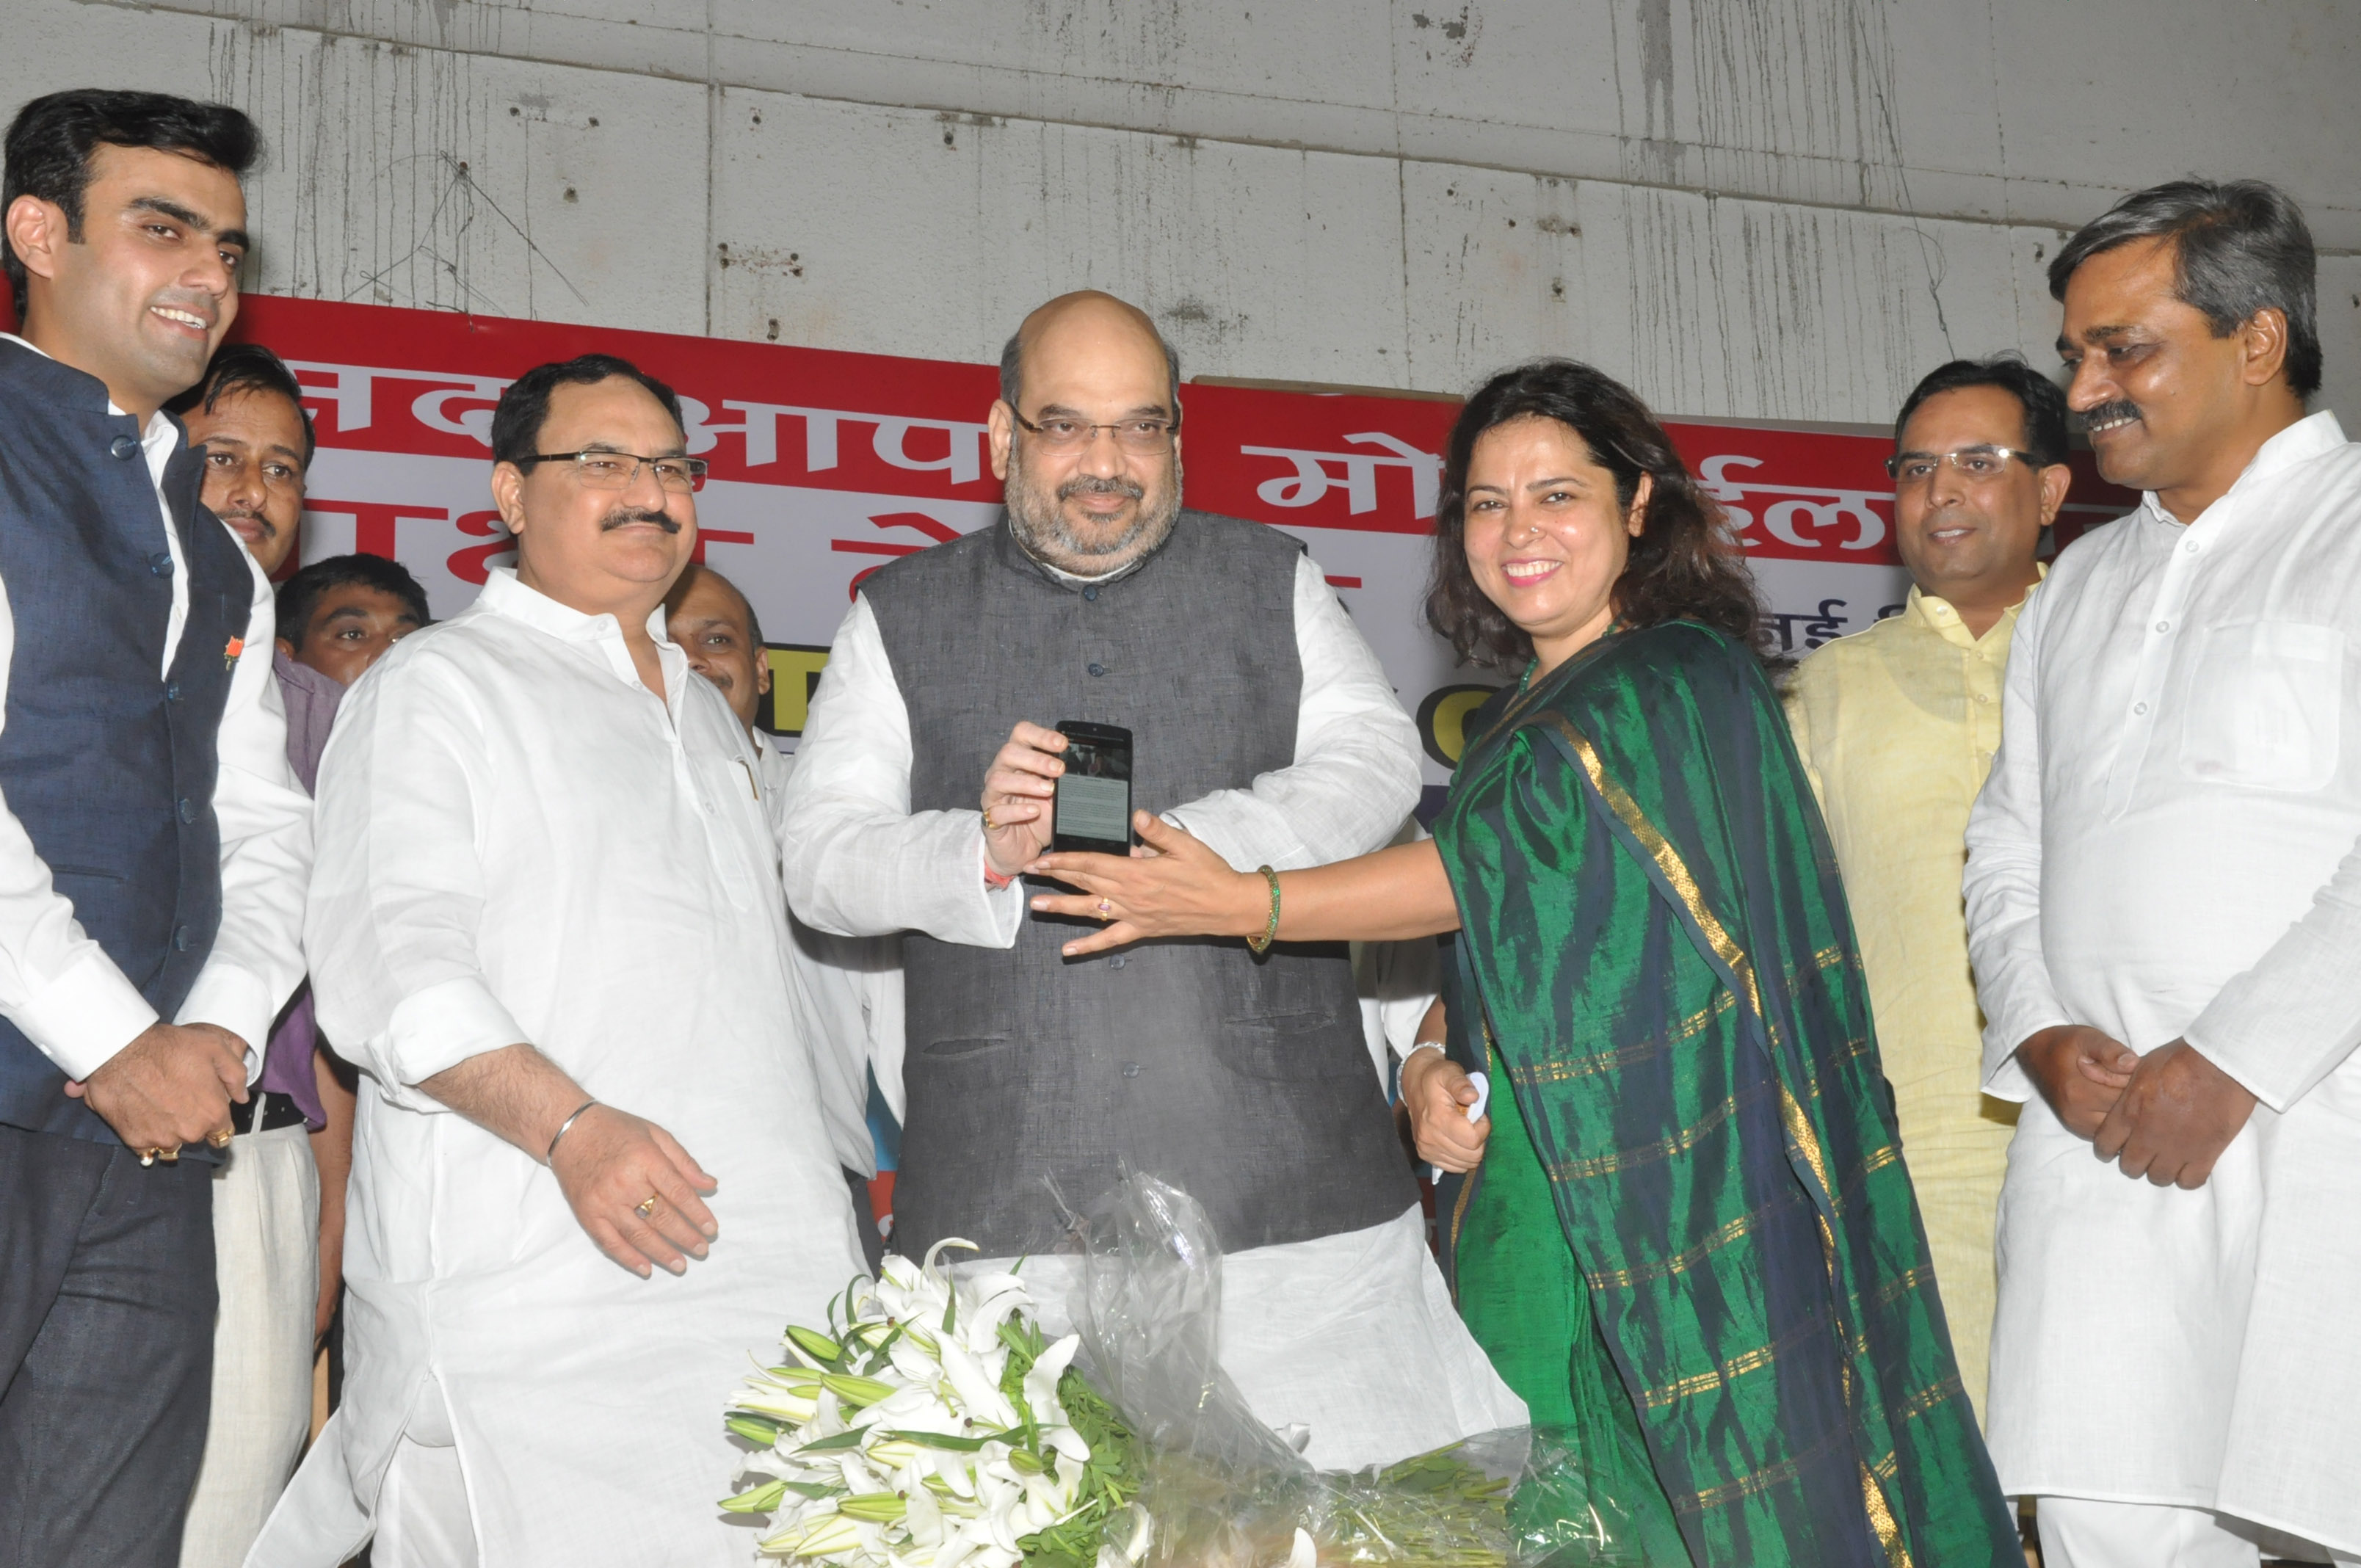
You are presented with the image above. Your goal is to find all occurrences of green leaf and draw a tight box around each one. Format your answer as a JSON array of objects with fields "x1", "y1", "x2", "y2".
[
  {"x1": 859, "y1": 1318, "x2": 909, "y2": 1376},
  {"x1": 796, "y1": 1424, "x2": 874, "y2": 1453},
  {"x1": 879, "y1": 1428, "x2": 993, "y2": 1452},
  {"x1": 780, "y1": 1480, "x2": 842, "y2": 1500}
]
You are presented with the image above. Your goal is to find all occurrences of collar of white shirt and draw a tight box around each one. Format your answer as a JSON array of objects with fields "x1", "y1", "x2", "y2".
[
  {"x1": 2141, "y1": 407, "x2": 2349, "y2": 526},
  {"x1": 477, "y1": 565, "x2": 688, "y2": 695}
]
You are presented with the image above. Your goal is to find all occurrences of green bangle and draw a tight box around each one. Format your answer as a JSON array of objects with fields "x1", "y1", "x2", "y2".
[{"x1": 1247, "y1": 865, "x2": 1281, "y2": 956}]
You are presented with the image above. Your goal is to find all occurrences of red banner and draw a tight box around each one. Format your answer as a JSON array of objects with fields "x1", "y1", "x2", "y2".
[{"x1": 6, "y1": 294, "x2": 2135, "y2": 774}]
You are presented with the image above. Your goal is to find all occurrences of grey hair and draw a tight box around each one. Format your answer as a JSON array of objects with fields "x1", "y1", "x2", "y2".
[
  {"x1": 2049, "y1": 178, "x2": 2320, "y2": 399},
  {"x1": 998, "y1": 321, "x2": 1184, "y2": 415}
]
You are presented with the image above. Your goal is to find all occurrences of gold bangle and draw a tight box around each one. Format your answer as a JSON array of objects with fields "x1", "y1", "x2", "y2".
[{"x1": 1247, "y1": 865, "x2": 1281, "y2": 957}]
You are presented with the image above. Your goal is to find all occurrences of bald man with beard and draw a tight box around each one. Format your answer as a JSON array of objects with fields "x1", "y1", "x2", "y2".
[{"x1": 780, "y1": 291, "x2": 1524, "y2": 1469}]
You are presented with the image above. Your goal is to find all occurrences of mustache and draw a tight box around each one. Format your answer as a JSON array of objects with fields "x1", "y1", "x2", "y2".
[
  {"x1": 217, "y1": 507, "x2": 275, "y2": 535},
  {"x1": 2079, "y1": 399, "x2": 2142, "y2": 429},
  {"x1": 599, "y1": 506, "x2": 681, "y2": 534},
  {"x1": 1058, "y1": 474, "x2": 1146, "y2": 504}
]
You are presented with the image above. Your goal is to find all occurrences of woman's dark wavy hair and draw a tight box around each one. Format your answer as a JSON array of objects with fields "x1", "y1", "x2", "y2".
[{"x1": 1424, "y1": 359, "x2": 1763, "y2": 669}]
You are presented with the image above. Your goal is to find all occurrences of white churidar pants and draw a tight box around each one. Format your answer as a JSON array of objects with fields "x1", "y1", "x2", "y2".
[
  {"x1": 2037, "y1": 1497, "x2": 2358, "y2": 1568},
  {"x1": 369, "y1": 1377, "x2": 478, "y2": 1568},
  {"x1": 182, "y1": 1124, "x2": 319, "y2": 1568},
  {"x1": 964, "y1": 1202, "x2": 1527, "y2": 1473}
]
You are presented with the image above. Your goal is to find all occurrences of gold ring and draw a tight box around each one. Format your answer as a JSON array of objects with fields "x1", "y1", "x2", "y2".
[
  {"x1": 636, "y1": 1195, "x2": 660, "y2": 1218},
  {"x1": 206, "y1": 1126, "x2": 235, "y2": 1149},
  {"x1": 982, "y1": 807, "x2": 996, "y2": 832},
  {"x1": 139, "y1": 1147, "x2": 165, "y2": 1167},
  {"x1": 1097, "y1": 899, "x2": 1113, "y2": 918}
]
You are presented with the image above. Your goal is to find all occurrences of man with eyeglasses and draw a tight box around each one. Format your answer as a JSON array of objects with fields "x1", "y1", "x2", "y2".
[
  {"x1": 253, "y1": 354, "x2": 865, "y2": 1566},
  {"x1": 779, "y1": 290, "x2": 1524, "y2": 1470},
  {"x1": 1783, "y1": 355, "x2": 2072, "y2": 1429}
]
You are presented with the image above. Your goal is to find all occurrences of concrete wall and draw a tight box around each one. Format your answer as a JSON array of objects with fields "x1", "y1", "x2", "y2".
[{"x1": 8, "y1": 0, "x2": 2358, "y2": 421}]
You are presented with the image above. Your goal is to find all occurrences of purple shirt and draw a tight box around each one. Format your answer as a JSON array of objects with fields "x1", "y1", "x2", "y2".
[{"x1": 257, "y1": 651, "x2": 344, "y2": 1128}]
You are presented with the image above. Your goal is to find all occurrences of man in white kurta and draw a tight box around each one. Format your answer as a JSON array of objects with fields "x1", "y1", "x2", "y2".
[
  {"x1": 1965, "y1": 179, "x2": 2361, "y2": 1567},
  {"x1": 252, "y1": 360, "x2": 862, "y2": 1567}
]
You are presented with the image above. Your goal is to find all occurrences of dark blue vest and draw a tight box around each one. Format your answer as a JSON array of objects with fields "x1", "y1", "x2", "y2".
[{"x1": 0, "y1": 338, "x2": 244, "y2": 1144}]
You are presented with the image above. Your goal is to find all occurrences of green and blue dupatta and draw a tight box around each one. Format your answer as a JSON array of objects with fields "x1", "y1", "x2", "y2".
[{"x1": 1435, "y1": 620, "x2": 2017, "y2": 1568}]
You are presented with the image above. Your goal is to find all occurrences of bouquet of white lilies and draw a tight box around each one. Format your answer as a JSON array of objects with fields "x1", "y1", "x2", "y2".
[{"x1": 722, "y1": 1241, "x2": 1150, "y2": 1568}]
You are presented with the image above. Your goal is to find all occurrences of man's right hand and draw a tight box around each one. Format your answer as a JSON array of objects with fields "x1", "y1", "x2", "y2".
[
  {"x1": 68, "y1": 1020, "x2": 248, "y2": 1157},
  {"x1": 1403, "y1": 1048, "x2": 1491, "y2": 1172},
  {"x1": 980, "y1": 721, "x2": 1066, "y2": 879},
  {"x1": 548, "y1": 1104, "x2": 720, "y2": 1279},
  {"x1": 2016, "y1": 1023, "x2": 2138, "y2": 1140}
]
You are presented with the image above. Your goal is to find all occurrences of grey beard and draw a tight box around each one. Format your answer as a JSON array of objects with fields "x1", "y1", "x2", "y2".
[{"x1": 1004, "y1": 446, "x2": 1183, "y2": 578}]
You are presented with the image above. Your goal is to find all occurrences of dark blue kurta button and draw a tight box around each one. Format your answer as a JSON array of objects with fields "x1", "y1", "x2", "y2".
[
  {"x1": 1083, "y1": 586, "x2": 1098, "y2": 601},
  {"x1": 176, "y1": 796, "x2": 195, "y2": 824},
  {"x1": 109, "y1": 434, "x2": 139, "y2": 460},
  {"x1": 149, "y1": 553, "x2": 173, "y2": 576},
  {"x1": 173, "y1": 925, "x2": 191, "y2": 951},
  {"x1": 164, "y1": 683, "x2": 181, "y2": 702},
  {"x1": 1087, "y1": 661, "x2": 1106, "y2": 676}
]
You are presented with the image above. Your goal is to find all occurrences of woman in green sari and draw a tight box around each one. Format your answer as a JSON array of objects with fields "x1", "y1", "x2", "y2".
[{"x1": 1027, "y1": 361, "x2": 2020, "y2": 1568}]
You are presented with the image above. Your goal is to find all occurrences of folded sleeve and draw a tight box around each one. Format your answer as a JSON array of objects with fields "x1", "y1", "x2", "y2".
[
  {"x1": 1163, "y1": 553, "x2": 1423, "y2": 871},
  {"x1": 302, "y1": 647, "x2": 520, "y2": 1111},
  {"x1": 1962, "y1": 584, "x2": 2071, "y2": 1102},
  {"x1": 777, "y1": 596, "x2": 1024, "y2": 946}
]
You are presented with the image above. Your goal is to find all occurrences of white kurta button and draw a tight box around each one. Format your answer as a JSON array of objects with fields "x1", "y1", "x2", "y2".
[
  {"x1": 2185, "y1": 540, "x2": 2201, "y2": 553},
  {"x1": 2134, "y1": 702, "x2": 2150, "y2": 714},
  {"x1": 2156, "y1": 620, "x2": 2171, "y2": 632}
]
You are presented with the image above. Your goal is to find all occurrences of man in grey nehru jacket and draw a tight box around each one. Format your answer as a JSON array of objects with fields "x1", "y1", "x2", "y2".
[{"x1": 780, "y1": 290, "x2": 1523, "y2": 1469}]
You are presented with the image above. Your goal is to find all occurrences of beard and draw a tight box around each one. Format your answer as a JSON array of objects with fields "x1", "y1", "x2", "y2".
[{"x1": 1003, "y1": 441, "x2": 1183, "y2": 577}]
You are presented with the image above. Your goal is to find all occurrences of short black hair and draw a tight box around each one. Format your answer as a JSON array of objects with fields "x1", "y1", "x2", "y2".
[
  {"x1": 2048, "y1": 178, "x2": 2321, "y2": 399},
  {"x1": 3, "y1": 89, "x2": 261, "y2": 319},
  {"x1": 276, "y1": 553, "x2": 430, "y2": 650},
  {"x1": 1893, "y1": 356, "x2": 2070, "y2": 468},
  {"x1": 489, "y1": 353, "x2": 684, "y2": 468},
  {"x1": 164, "y1": 341, "x2": 317, "y2": 468}
]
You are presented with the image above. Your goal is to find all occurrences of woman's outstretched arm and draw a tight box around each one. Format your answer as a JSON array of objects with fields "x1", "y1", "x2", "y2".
[{"x1": 1027, "y1": 811, "x2": 1460, "y2": 957}]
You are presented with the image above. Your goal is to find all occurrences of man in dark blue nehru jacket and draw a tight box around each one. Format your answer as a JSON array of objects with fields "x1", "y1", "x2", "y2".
[{"x1": 0, "y1": 90, "x2": 311, "y2": 1568}]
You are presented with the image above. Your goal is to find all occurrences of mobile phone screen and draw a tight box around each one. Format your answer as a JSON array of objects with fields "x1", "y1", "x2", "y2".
[{"x1": 1055, "y1": 735, "x2": 1132, "y2": 846}]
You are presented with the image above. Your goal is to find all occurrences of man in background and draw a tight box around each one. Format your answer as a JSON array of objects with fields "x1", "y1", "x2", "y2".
[
  {"x1": 0, "y1": 88, "x2": 311, "y2": 1567},
  {"x1": 666, "y1": 559, "x2": 893, "y2": 1271},
  {"x1": 1783, "y1": 355, "x2": 2071, "y2": 1423},
  {"x1": 1967, "y1": 178, "x2": 2361, "y2": 1567}
]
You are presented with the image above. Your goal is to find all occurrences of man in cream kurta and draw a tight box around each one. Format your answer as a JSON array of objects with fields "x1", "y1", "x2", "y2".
[
  {"x1": 1965, "y1": 179, "x2": 2361, "y2": 1567},
  {"x1": 1785, "y1": 355, "x2": 2072, "y2": 1424},
  {"x1": 253, "y1": 358, "x2": 862, "y2": 1567}
]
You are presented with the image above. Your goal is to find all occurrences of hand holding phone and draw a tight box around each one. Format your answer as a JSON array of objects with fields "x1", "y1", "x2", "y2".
[
  {"x1": 1051, "y1": 721, "x2": 1134, "y2": 856},
  {"x1": 979, "y1": 722, "x2": 1071, "y2": 878}
]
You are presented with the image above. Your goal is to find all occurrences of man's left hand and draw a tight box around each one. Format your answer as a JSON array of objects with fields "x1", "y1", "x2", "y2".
[{"x1": 2091, "y1": 1038, "x2": 2257, "y2": 1190}]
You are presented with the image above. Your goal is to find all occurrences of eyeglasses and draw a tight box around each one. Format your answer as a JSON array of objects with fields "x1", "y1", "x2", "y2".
[
  {"x1": 1884, "y1": 446, "x2": 2042, "y2": 486},
  {"x1": 1011, "y1": 410, "x2": 1179, "y2": 454},
  {"x1": 518, "y1": 449, "x2": 709, "y2": 493}
]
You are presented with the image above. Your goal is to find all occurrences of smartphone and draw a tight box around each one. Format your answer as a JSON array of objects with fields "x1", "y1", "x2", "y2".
[{"x1": 1051, "y1": 720, "x2": 1134, "y2": 856}]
